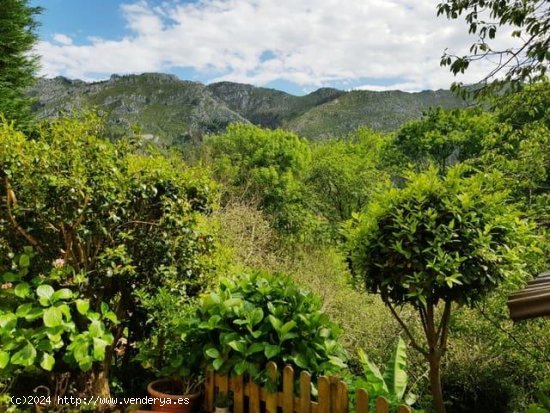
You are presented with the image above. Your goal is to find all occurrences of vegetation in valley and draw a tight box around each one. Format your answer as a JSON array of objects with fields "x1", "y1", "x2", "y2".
[{"x1": 2, "y1": 1, "x2": 550, "y2": 412}]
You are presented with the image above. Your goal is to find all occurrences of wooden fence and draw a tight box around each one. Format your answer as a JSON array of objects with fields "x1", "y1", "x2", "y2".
[{"x1": 204, "y1": 362, "x2": 411, "y2": 413}]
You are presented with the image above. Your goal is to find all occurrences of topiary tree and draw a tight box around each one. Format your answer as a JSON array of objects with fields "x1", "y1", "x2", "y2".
[{"x1": 345, "y1": 165, "x2": 537, "y2": 413}]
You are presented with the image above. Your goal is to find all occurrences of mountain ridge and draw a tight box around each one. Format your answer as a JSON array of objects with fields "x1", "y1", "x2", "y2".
[{"x1": 28, "y1": 73, "x2": 468, "y2": 143}]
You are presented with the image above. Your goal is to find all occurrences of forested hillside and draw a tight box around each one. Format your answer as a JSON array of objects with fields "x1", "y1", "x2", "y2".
[{"x1": 28, "y1": 73, "x2": 467, "y2": 143}]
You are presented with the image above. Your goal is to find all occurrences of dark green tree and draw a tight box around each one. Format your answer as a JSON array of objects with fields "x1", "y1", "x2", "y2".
[
  {"x1": 346, "y1": 166, "x2": 537, "y2": 413},
  {"x1": 0, "y1": 0, "x2": 41, "y2": 128},
  {"x1": 438, "y1": 0, "x2": 550, "y2": 95}
]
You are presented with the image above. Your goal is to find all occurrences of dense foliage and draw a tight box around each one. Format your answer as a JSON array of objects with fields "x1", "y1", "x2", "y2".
[
  {"x1": 0, "y1": 0, "x2": 41, "y2": 128},
  {"x1": 346, "y1": 165, "x2": 539, "y2": 413},
  {"x1": 0, "y1": 249, "x2": 115, "y2": 375},
  {"x1": 0, "y1": 115, "x2": 215, "y2": 400},
  {"x1": 438, "y1": 0, "x2": 550, "y2": 94},
  {"x1": 204, "y1": 123, "x2": 312, "y2": 235},
  {"x1": 185, "y1": 272, "x2": 346, "y2": 381},
  {"x1": 353, "y1": 337, "x2": 416, "y2": 411}
]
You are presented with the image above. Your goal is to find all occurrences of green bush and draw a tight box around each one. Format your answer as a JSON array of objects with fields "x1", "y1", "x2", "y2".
[
  {"x1": 184, "y1": 272, "x2": 347, "y2": 382},
  {"x1": 0, "y1": 248, "x2": 116, "y2": 399},
  {"x1": 203, "y1": 123, "x2": 314, "y2": 235},
  {"x1": 0, "y1": 114, "x2": 216, "y2": 397}
]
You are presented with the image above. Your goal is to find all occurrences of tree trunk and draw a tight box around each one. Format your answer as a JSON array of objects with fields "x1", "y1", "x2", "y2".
[{"x1": 428, "y1": 353, "x2": 446, "y2": 413}]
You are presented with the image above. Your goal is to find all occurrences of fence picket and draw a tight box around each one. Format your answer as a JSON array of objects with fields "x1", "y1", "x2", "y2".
[
  {"x1": 217, "y1": 373, "x2": 229, "y2": 394},
  {"x1": 375, "y1": 396, "x2": 389, "y2": 413},
  {"x1": 233, "y1": 375, "x2": 244, "y2": 413},
  {"x1": 356, "y1": 388, "x2": 369, "y2": 413},
  {"x1": 266, "y1": 362, "x2": 278, "y2": 413},
  {"x1": 203, "y1": 364, "x2": 411, "y2": 413},
  {"x1": 330, "y1": 377, "x2": 339, "y2": 413},
  {"x1": 249, "y1": 381, "x2": 261, "y2": 413},
  {"x1": 205, "y1": 369, "x2": 215, "y2": 411},
  {"x1": 318, "y1": 376, "x2": 330, "y2": 413},
  {"x1": 299, "y1": 371, "x2": 311, "y2": 413},
  {"x1": 283, "y1": 365, "x2": 294, "y2": 413},
  {"x1": 336, "y1": 380, "x2": 348, "y2": 413}
]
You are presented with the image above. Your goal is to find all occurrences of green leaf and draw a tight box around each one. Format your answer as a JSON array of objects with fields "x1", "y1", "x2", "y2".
[
  {"x1": 280, "y1": 320, "x2": 296, "y2": 335},
  {"x1": 292, "y1": 354, "x2": 308, "y2": 368},
  {"x1": 234, "y1": 360, "x2": 248, "y2": 375},
  {"x1": 246, "y1": 342, "x2": 264, "y2": 356},
  {"x1": 40, "y1": 353, "x2": 55, "y2": 371},
  {"x1": 250, "y1": 308, "x2": 264, "y2": 326},
  {"x1": 92, "y1": 338, "x2": 109, "y2": 360},
  {"x1": 103, "y1": 311, "x2": 118, "y2": 324},
  {"x1": 43, "y1": 307, "x2": 63, "y2": 327},
  {"x1": 51, "y1": 288, "x2": 73, "y2": 303},
  {"x1": 14, "y1": 282, "x2": 30, "y2": 298},
  {"x1": 228, "y1": 340, "x2": 247, "y2": 353},
  {"x1": 213, "y1": 358, "x2": 224, "y2": 371},
  {"x1": 36, "y1": 285, "x2": 55, "y2": 301},
  {"x1": 268, "y1": 315, "x2": 282, "y2": 331},
  {"x1": 89, "y1": 320, "x2": 105, "y2": 337},
  {"x1": 0, "y1": 351, "x2": 9, "y2": 369},
  {"x1": 205, "y1": 348, "x2": 220, "y2": 359},
  {"x1": 11, "y1": 343, "x2": 37, "y2": 367},
  {"x1": 383, "y1": 337, "x2": 408, "y2": 400},
  {"x1": 16, "y1": 303, "x2": 33, "y2": 318},
  {"x1": 19, "y1": 254, "x2": 30, "y2": 268},
  {"x1": 264, "y1": 344, "x2": 280, "y2": 359},
  {"x1": 75, "y1": 299, "x2": 90, "y2": 315},
  {"x1": 24, "y1": 307, "x2": 43, "y2": 321},
  {"x1": 0, "y1": 313, "x2": 17, "y2": 330},
  {"x1": 357, "y1": 348, "x2": 388, "y2": 394}
]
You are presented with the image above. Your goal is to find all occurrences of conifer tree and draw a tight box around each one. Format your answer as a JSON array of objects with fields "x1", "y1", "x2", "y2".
[{"x1": 0, "y1": 0, "x2": 41, "y2": 128}]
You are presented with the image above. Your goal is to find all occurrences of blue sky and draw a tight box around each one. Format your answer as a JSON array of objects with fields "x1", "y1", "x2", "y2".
[{"x1": 31, "y1": 0, "x2": 508, "y2": 95}]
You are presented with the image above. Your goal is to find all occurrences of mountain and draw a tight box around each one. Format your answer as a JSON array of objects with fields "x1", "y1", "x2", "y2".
[{"x1": 28, "y1": 73, "x2": 468, "y2": 142}]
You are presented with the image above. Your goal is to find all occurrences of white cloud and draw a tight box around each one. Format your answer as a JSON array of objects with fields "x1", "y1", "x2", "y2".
[
  {"x1": 52, "y1": 33, "x2": 73, "y2": 45},
  {"x1": 35, "y1": 0, "x2": 524, "y2": 92}
]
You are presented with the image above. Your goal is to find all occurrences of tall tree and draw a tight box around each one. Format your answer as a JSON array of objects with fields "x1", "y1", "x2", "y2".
[
  {"x1": 0, "y1": 0, "x2": 41, "y2": 128},
  {"x1": 437, "y1": 0, "x2": 550, "y2": 95}
]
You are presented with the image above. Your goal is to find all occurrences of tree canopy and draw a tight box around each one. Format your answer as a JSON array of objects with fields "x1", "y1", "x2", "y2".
[
  {"x1": 345, "y1": 165, "x2": 538, "y2": 413},
  {"x1": 438, "y1": 0, "x2": 550, "y2": 94}
]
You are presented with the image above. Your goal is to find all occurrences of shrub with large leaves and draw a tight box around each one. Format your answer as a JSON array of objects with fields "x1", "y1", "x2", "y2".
[
  {"x1": 0, "y1": 248, "x2": 115, "y2": 375},
  {"x1": 183, "y1": 272, "x2": 346, "y2": 381}
]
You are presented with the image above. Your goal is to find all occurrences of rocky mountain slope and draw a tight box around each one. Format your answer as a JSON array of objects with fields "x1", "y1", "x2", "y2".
[{"x1": 28, "y1": 73, "x2": 468, "y2": 143}]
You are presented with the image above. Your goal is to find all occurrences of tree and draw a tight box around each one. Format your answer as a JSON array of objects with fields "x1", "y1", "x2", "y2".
[
  {"x1": 393, "y1": 108, "x2": 496, "y2": 171},
  {"x1": 0, "y1": 0, "x2": 41, "y2": 128},
  {"x1": 438, "y1": 0, "x2": 550, "y2": 95},
  {"x1": 203, "y1": 123, "x2": 312, "y2": 235},
  {"x1": 307, "y1": 128, "x2": 390, "y2": 233},
  {"x1": 345, "y1": 166, "x2": 536, "y2": 413}
]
